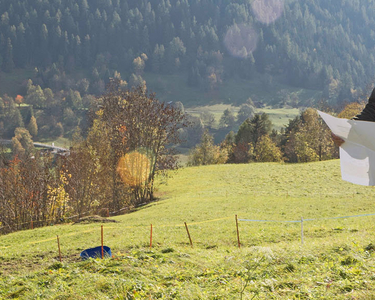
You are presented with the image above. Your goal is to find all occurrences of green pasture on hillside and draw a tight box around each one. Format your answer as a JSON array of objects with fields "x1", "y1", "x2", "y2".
[
  {"x1": 257, "y1": 107, "x2": 300, "y2": 129},
  {"x1": 186, "y1": 104, "x2": 300, "y2": 131},
  {"x1": 144, "y1": 72, "x2": 322, "y2": 108},
  {"x1": 0, "y1": 69, "x2": 34, "y2": 97},
  {"x1": 2, "y1": 161, "x2": 375, "y2": 299}
]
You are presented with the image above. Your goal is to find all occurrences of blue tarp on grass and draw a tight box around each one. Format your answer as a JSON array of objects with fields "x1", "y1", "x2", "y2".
[{"x1": 80, "y1": 246, "x2": 111, "y2": 260}]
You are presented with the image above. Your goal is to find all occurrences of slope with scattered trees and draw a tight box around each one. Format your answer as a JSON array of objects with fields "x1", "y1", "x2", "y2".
[
  {"x1": 0, "y1": 82, "x2": 185, "y2": 234},
  {"x1": 188, "y1": 100, "x2": 367, "y2": 166}
]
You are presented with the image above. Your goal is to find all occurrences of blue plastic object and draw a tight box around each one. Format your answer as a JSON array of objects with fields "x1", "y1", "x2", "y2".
[{"x1": 80, "y1": 246, "x2": 111, "y2": 260}]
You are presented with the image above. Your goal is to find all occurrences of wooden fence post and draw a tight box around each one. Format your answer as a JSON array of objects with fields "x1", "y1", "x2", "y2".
[
  {"x1": 101, "y1": 225, "x2": 104, "y2": 259},
  {"x1": 236, "y1": 215, "x2": 241, "y2": 249},
  {"x1": 301, "y1": 217, "x2": 304, "y2": 245},
  {"x1": 150, "y1": 224, "x2": 153, "y2": 250},
  {"x1": 184, "y1": 222, "x2": 193, "y2": 248},
  {"x1": 57, "y1": 235, "x2": 62, "y2": 262}
]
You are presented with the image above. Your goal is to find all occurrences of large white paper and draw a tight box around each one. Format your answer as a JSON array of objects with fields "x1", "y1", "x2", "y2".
[{"x1": 318, "y1": 111, "x2": 375, "y2": 186}]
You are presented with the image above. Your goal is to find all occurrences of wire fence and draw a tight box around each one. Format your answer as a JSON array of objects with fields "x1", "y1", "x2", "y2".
[
  {"x1": 1, "y1": 212, "x2": 375, "y2": 252},
  {"x1": 191, "y1": 190, "x2": 368, "y2": 198},
  {"x1": 238, "y1": 212, "x2": 375, "y2": 245},
  {"x1": 238, "y1": 212, "x2": 375, "y2": 223}
]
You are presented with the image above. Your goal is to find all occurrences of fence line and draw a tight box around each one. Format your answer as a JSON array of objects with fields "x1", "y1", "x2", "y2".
[
  {"x1": 196, "y1": 190, "x2": 364, "y2": 197},
  {"x1": 2, "y1": 212, "x2": 375, "y2": 250},
  {"x1": 238, "y1": 212, "x2": 375, "y2": 223},
  {"x1": 0, "y1": 217, "x2": 234, "y2": 249},
  {"x1": 238, "y1": 219, "x2": 301, "y2": 223},
  {"x1": 239, "y1": 212, "x2": 375, "y2": 246},
  {"x1": 155, "y1": 216, "x2": 232, "y2": 228}
]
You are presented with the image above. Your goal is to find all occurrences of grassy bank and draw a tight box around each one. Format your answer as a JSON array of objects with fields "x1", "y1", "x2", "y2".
[{"x1": 1, "y1": 161, "x2": 375, "y2": 299}]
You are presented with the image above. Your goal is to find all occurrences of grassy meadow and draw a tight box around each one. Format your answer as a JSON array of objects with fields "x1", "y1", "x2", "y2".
[
  {"x1": 257, "y1": 107, "x2": 300, "y2": 130},
  {"x1": 2, "y1": 160, "x2": 375, "y2": 299},
  {"x1": 0, "y1": 69, "x2": 34, "y2": 97},
  {"x1": 186, "y1": 104, "x2": 300, "y2": 131},
  {"x1": 143, "y1": 72, "x2": 322, "y2": 108}
]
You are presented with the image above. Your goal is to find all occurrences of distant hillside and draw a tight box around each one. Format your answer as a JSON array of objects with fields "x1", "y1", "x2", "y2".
[{"x1": 0, "y1": 0, "x2": 374, "y2": 106}]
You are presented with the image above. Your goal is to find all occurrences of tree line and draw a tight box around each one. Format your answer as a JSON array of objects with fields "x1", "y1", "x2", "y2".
[
  {"x1": 0, "y1": 79, "x2": 94, "y2": 141},
  {"x1": 187, "y1": 102, "x2": 365, "y2": 166},
  {"x1": 0, "y1": 0, "x2": 374, "y2": 106},
  {"x1": 0, "y1": 82, "x2": 185, "y2": 234}
]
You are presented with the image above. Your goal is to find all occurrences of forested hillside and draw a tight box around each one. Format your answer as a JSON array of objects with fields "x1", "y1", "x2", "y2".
[{"x1": 0, "y1": 0, "x2": 374, "y2": 106}]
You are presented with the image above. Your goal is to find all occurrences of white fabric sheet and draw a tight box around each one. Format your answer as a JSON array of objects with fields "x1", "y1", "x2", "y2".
[{"x1": 318, "y1": 110, "x2": 375, "y2": 186}]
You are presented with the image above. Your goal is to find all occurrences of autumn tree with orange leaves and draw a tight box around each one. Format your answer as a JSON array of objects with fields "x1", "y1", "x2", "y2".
[{"x1": 92, "y1": 80, "x2": 186, "y2": 207}]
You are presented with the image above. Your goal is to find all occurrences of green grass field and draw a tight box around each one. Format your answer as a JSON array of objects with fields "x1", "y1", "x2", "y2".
[
  {"x1": 2, "y1": 160, "x2": 375, "y2": 299},
  {"x1": 258, "y1": 107, "x2": 300, "y2": 129}
]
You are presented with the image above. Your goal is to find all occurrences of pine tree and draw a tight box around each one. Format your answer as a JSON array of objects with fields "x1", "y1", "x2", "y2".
[
  {"x1": 12, "y1": 127, "x2": 34, "y2": 157},
  {"x1": 4, "y1": 38, "x2": 14, "y2": 73},
  {"x1": 254, "y1": 135, "x2": 283, "y2": 162},
  {"x1": 28, "y1": 116, "x2": 38, "y2": 137},
  {"x1": 11, "y1": 137, "x2": 25, "y2": 157},
  {"x1": 235, "y1": 113, "x2": 272, "y2": 147}
]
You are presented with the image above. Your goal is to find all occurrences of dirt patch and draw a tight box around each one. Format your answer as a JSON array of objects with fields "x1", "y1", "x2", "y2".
[{"x1": 73, "y1": 215, "x2": 119, "y2": 224}]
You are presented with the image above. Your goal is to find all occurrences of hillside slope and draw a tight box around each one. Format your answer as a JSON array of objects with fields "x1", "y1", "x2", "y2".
[
  {"x1": 0, "y1": 0, "x2": 374, "y2": 106},
  {"x1": 2, "y1": 161, "x2": 375, "y2": 298}
]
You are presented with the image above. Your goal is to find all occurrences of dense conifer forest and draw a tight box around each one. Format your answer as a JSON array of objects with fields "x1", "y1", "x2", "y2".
[{"x1": 0, "y1": 0, "x2": 374, "y2": 105}]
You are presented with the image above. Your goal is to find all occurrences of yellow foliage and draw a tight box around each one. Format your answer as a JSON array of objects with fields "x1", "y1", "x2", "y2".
[
  {"x1": 254, "y1": 135, "x2": 283, "y2": 162},
  {"x1": 47, "y1": 172, "x2": 70, "y2": 219},
  {"x1": 95, "y1": 109, "x2": 104, "y2": 117},
  {"x1": 117, "y1": 151, "x2": 152, "y2": 187},
  {"x1": 337, "y1": 102, "x2": 365, "y2": 119}
]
